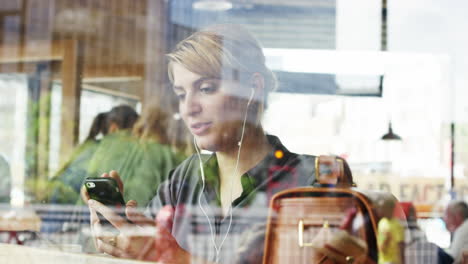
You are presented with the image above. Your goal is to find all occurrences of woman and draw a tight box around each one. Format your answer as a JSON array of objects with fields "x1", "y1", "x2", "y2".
[{"x1": 86, "y1": 24, "x2": 339, "y2": 263}]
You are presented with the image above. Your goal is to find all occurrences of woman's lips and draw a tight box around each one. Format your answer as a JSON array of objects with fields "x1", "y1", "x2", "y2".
[{"x1": 190, "y1": 122, "x2": 212, "y2": 135}]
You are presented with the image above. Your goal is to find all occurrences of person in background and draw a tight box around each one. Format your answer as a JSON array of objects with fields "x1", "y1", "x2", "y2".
[
  {"x1": 377, "y1": 196, "x2": 405, "y2": 264},
  {"x1": 75, "y1": 102, "x2": 185, "y2": 253},
  {"x1": 0, "y1": 154, "x2": 11, "y2": 203},
  {"x1": 444, "y1": 200, "x2": 468, "y2": 263},
  {"x1": 84, "y1": 102, "x2": 186, "y2": 208},
  {"x1": 49, "y1": 105, "x2": 139, "y2": 204},
  {"x1": 400, "y1": 202, "x2": 453, "y2": 264}
]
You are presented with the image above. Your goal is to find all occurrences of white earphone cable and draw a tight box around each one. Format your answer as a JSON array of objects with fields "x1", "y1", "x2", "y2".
[{"x1": 195, "y1": 88, "x2": 254, "y2": 263}]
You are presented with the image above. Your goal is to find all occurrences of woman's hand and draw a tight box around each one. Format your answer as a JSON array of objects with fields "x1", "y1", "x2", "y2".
[{"x1": 88, "y1": 194, "x2": 192, "y2": 263}]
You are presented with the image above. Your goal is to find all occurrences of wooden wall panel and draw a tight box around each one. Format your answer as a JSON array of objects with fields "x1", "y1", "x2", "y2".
[
  {"x1": 59, "y1": 38, "x2": 83, "y2": 162},
  {"x1": 0, "y1": 0, "x2": 148, "y2": 87}
]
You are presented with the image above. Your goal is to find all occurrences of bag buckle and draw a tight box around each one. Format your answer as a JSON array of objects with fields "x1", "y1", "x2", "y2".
[{"x1": 298, "y1": 219, "x2": 329, "y2": 247}]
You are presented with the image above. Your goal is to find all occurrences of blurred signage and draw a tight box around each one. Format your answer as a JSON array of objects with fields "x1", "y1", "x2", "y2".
[{"x1": 354, "y1": 175, "x2": 468, "y2": 204}]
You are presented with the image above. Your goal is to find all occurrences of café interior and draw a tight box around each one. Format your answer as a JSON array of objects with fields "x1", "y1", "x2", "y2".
[{"x1": 0, "y1": 0, "x2": 468, "y2": 263}]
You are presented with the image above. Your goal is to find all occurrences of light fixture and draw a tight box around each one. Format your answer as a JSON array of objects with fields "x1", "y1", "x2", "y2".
[
  {"x1": 381, "y1": 122, "x2": 402, "y2": 141},
  {"x1": 192, "y1": 0, "x2": 233, "y2": 11},
  {"x1": 379, "y1": 0, "x2": 401, "y2": 141}
]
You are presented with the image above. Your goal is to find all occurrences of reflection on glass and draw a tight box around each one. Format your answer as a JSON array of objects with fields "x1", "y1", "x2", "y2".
[{"x1": 0, "y1": 1, "x2": 463, "y2": 264}]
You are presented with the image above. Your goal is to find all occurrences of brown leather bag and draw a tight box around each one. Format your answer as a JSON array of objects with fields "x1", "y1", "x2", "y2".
[{"x1": 263, "y1": 157, "x2": 387, "y2": 264}]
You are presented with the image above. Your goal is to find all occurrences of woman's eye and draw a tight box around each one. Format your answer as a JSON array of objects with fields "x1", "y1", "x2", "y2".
[
  {"x1": 176, "y1": 93, "x2": 185, "y2": 100},
  {"x1": 200, "y1": 85, "x2": 216, "y2": 94}
]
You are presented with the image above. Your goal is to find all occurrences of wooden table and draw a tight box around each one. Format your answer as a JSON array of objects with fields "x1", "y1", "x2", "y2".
[
  {"x1": 0, "y1": 208, "x2": 41, "y2": 244},
  {"x1": 0, "y1": 243, "x2": 155, "y2": 264}
]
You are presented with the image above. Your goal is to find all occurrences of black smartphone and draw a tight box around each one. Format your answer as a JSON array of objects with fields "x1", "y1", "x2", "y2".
[
  {"x1": 84, "y1": 177, "x2": 125, "y2": 206},
  {"x1": 84, "y1": 177, "x2": 127, "y2": 230}
]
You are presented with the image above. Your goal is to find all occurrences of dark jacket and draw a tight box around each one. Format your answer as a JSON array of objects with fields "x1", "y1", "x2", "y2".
[{"x1": 146, "y1": 135, "x2": 317, "y2": 263}]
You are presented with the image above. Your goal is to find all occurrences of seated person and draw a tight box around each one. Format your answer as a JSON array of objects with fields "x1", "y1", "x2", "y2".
[
  {"x1": 444, "y1": 200, "x2": 468, "y2": 263},
  {"x1": 85, "y1": 102, "x2": 187, "y2": 208},
  {"x1": 48, "y1": 105, "x2": 139, "y2": 204},
  {"x1": 400, "y1": 202, "x2": 453, "y2": 264},
  {"x1": 83, "y1": 24, "x2": 329, "y2": 263}
]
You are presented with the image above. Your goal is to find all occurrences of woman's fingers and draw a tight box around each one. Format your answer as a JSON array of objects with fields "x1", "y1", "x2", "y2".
[
  {"x1": 109, "y1": 170, "x2": 124, "y2": 193},
  {"x1": 89, "y1": 206, "x2": 99, "y2": 228},
  {"x1": 89, "y1": 206, "x2": 101, "y2": 249},
  {"x1": 136, "y1": 238, "x2": 156, "y2": 260},
  {"x1": 96, "y1": 236, "x2": 132, "y2": 259},
  {"x1": 125, "y1": 200, "x2": 155, "y2": 226},
  {"x1": 100, "y1": 171, "x2": 123, "y2": 193},
  {"x1": 151, "y1": 226, "x2": 190, "y2": 263},
  {"x1": 88, "y1": 198, "x2": 160, "y2": 260},
  {"x1": 80, "y1": 185, "x2": 90, "y2": 203},
  {"x1": 88, "y1": 199, "x2": 126, "y2": 230}
]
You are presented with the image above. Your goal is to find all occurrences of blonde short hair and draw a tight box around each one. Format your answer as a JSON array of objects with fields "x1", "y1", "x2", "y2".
[{"x1": 167, "y1": 24, "x2": 277, "y2": 105}]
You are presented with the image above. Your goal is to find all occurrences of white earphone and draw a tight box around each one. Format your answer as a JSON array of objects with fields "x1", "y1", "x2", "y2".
[
  {"x1": 247, "y1": 87, "x2": 255, "y2": 105},
  {"x1": 194, "y1": 86, "x2": 255, "y2": 263}
]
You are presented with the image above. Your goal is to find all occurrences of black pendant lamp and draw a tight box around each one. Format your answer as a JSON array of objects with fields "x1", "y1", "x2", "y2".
[
  {"x1": 380, "y1": 0, "x2": 400, "y2": 141},
  {"x1": 381, "y1": 122, "x2": 401, "y2": 140}
]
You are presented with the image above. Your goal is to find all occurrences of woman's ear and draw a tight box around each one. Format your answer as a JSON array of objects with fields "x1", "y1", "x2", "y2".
[
  {"x1": 248, "y1": 73, "x2": 266, "y2": 126},
  {"x1": 250, "y1": 72, "x2": 265, "y2": 102},
  {"x1": 108, "y1": 122, "x2": 119, "y2": 133}
]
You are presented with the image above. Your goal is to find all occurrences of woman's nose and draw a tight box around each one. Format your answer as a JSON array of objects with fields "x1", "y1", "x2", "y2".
[{"x1": 182, "y1": 93, "x2": 202, "y2": 117}]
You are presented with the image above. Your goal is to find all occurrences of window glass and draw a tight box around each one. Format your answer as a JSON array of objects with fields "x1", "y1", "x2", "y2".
[{"x1": 0, "y1": 0, "x2": 467, "y2": 263}]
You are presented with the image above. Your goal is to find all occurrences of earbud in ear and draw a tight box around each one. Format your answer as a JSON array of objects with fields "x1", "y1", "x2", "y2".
[{"x1": 247, "y1": 88, "x2": 255, "y2": 105}]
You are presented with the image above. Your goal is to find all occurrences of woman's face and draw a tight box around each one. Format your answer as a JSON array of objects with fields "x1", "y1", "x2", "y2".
[{"x1": 172, "y1": 63, "x2": 251, "y2": 152}]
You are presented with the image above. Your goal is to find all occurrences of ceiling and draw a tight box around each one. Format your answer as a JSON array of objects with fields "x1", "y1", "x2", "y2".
[
  {"x1": 171, "y1": 0, "x2": 336, "y2": 49},
  {"x1": 0, "y1": 0, "x2": 380, "y2": 98}
]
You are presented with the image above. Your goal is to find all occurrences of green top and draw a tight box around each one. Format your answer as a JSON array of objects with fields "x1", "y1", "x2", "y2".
[
  {"x1": 85, "y1": 131, "x2": 185, "y2": 208},
  {"x1": 48, "y1": 139, "x2": 101, "y2": 204}
]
